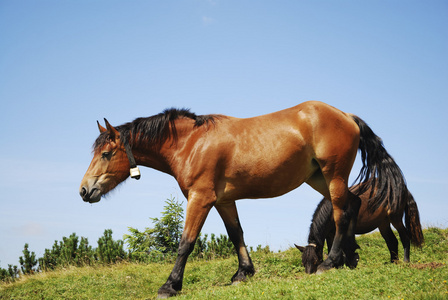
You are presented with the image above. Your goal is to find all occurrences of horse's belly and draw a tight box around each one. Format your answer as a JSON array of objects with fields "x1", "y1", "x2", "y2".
[{"x1": 218, "y1": 158, "x2": 316, "y2": 202}]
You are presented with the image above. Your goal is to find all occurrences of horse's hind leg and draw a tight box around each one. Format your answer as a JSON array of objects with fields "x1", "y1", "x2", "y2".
[
  {"x1": 307, "y1": 172, "x2": 359, "y2": 273},
  {"x1": 316, "y1": 180, "x2": 348, "y2": 272},
  {"x1": 343, "y1": 192, "x2": 361, "y2": 269},
  {"x1": 378, "y1": 222, "x2": 399, "y2": 262},
  {"x1": 391, "y1": 217, "x2": 411, "y2": 262},
  {"x1": 215, "y1": 202, "x2": 255, "y2": 283}
]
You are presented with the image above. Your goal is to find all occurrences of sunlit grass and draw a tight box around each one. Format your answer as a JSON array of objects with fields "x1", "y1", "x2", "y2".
[{"x1": 1, "y1": 228, "x2": 447, "y2": 299}]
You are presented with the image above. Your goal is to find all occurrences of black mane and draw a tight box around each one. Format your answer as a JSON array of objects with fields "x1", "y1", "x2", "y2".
[
  {"x1": 308, "y1": 198, "x2": 335, "y2": 247},
  {"x1": 93, "y1": 108, "x2": 219, "y2": 150},
  {"x1": 307, "y1": 183, "x2": 369, "y2": 247}
]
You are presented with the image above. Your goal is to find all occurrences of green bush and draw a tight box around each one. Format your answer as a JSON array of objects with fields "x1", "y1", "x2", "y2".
[
  {"x1": 0, "y1": 265, "x2": 19, "y2": 283},
  {"x1": 19, "y1": 243, "x2": 38, "y2": 275},
  {"x1": 38, "y1": 230, "x2": 126, "y2": 272},
  {"x1": 96, "y1": 229, "x2": 127, "y2": 264},
  {"x1": 191, "y1": 233, "x2": 236, "y2": 260},
  {"x1": 124, "y1": 196, "x2": 184, "y2": 262},
  {"x1": 39, "y1": 233, "x2": 95, "y2": 271}
]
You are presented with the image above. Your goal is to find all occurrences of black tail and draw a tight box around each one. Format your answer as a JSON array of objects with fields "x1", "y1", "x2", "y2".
[
  {"x1": 404, "y1": 191, "x2": 424, "y2": 247},
  {"x1": 351, "y1": 115, "x2": 407, "y2": 213}
]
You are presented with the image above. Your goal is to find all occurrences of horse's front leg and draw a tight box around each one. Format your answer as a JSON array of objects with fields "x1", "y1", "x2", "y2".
[
  {"x1": 215, "y1": 202, "x2": 255, "y2": 283},
  {"x1": 158, "y1": 193, "x2": 214, "y2": 298}
]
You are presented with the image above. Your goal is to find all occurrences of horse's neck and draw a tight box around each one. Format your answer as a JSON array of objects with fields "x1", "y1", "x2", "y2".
[
  {"x1": 132, "y1": 145, "x2": 172, "y2": 175},
  {"x1": 308, "y1": 224, "x2": 326, "y2": 248},
  {"x1": 131, "y1": 118, "x2": 198, "y2": 176},
  {"x1": 308, "y1": 199, "x2": 334, "y2": 248}
]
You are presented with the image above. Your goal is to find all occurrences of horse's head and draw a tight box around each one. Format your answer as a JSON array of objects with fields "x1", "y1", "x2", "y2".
[
  {"x1": 295, "y1": 244, "x2": 322, "y2": 274},
  {"x1": 79, "y1": 119, "x2": 131, "y2": 203}
]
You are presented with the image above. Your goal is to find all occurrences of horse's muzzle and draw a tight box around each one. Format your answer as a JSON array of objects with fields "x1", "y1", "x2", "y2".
[{"x1": 79, "y1": 186, "x2": 101, "y2": 203}]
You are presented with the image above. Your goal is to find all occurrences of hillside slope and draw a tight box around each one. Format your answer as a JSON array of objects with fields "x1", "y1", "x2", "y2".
[{"x1": 1, "y1": 228, "x2": 447, "y2": 299}]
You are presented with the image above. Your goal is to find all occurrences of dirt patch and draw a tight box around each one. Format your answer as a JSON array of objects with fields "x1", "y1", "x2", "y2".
[{"x1": 411, "y1": 262, "x2": 446, "y2": 270}]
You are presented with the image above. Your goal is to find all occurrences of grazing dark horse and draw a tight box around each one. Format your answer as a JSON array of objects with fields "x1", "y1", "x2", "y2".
[
  {"x1": 79, "y1": 101, "x2": 406, "y2": 297},
  {"x1": 296, "y1": 183, "x2": 424, "y2": 274}
]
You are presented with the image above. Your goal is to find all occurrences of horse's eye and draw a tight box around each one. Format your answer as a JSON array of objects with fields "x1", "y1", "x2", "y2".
[{"x1": 101, "y1": 152, "x2": 110, "y2": 159}]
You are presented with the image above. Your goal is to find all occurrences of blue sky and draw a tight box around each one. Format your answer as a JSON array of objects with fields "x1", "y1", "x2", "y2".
[{"x1": 1, "y1": 1, "x2": 447, "y2": 269}]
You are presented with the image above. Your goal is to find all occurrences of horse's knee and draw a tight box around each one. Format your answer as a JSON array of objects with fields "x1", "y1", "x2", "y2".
[{"x1": 178, "y1": 238, "x2": 195, "y2": 257}]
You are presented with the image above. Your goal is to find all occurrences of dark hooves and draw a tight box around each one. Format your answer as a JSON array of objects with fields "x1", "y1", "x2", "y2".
[
  {"x1": 158, "y1": 286, "x2": 178, "y2": 298},
  {"x1": 316, "y1": 259, "x2": 334, "y2": 275},
  {"x1": 345, "y1": 252, "x2": 360, "y2": 269},
  {"x1": 231, "y1": 268, "x2": 255, "y2": 283}
]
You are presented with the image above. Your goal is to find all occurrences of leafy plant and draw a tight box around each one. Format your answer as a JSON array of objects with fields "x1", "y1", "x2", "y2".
[
  {"x1": 124, "y1": 196, "x2": 184, "y2": 261},
  {"x1": 39, "y1": 233, "x2": 95, "y2": 270},
  {"x1": 96, "y1": 229, "x2": 127, "y2": 264},
  {"x1": 19, "y1": 243, "x2": 38, "y2": 275},
  {"x1": 149, "y1": 196, "x2": 184, "y2": 254},
  {"x1": 191, "y1": 233, "x2": 236, "y2": 260},
  {"x1": 0, "y1": 264, "x2": 19, "y2": 283}
]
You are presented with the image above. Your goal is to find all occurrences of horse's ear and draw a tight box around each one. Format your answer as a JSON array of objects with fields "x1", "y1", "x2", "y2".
[
  {"x1": 295, "y1": 244, "x2": 305, "y2": 253},
  {"x1": 97, "y1": 120, "x2": 107, "y2": 133},
  {"x1": 104, "y1": 118, "x2": 119, "y2": 140}
]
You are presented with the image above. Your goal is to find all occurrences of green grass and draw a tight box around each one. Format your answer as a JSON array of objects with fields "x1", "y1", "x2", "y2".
[{"x1": 1, "y1": 228, "x2": 447, "y2": 299}]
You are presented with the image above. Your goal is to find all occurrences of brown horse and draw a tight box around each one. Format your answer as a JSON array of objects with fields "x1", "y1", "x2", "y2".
[
  {"x1": 296, "y1": 183, "x2": 424, "y2": 274},
  {"x1": 79, "y1": 101, "x2": 406, "y2": 297}
]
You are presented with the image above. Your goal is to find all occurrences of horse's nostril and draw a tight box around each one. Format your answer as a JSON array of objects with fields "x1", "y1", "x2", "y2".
[{"x1": 80, "y1": 187, "x2": 87, "y2": 198}]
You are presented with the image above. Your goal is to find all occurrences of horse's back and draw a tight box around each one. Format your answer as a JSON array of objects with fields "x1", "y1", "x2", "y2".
[{"x1": 218, "y1": 101, "x2": 356, "y2": 141}]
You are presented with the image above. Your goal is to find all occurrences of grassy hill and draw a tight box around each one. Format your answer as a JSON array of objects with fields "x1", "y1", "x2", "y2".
[{"x1": 1, "y1": 227, "x2": 447, "y2": 299}]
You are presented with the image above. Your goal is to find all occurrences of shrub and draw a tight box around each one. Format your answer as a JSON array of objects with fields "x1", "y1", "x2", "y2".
[
  {"x1": 19, "y1": 243, "x2": 38, "y2": 275},
  {"x1": 124, "y1": 196, "x2": 184, "y2": 262},
  {"x1": 39, "y1": 233, "x2": 95, "y2": 271},
  {"x1": 96, "y1": 229, "x2": 127, "y2": 264},
  {"x1": 0, "y1": 265, "x2": 19, "y2": 283},
  {"x1": 191, "y1": 233, "x2": 235, "y2": 260}
]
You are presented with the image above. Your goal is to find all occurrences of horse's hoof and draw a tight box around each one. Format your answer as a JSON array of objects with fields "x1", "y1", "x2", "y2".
[
  {"x1": 316, "y1": 257, "x2": 338, "y2": 274},
  {"x1": 315, "y1": 266, "x2": 329, "y2": 275},
  {"x1": 345, "y1": 252, "x2": 359, "y2": 269},
  {"x1": 316, "y1": 263, "x2": 332, "y2": 274},
  {"x1": 157, "y1": 292, "x2": 176, "y2": 299},
  {"x1": 315, "y1": 268, "x2": 324, "y2": 275},
  {"x1": 158, "y1": 286, "x2": 177, "y2": 298},
  {"x1": 232, "y1": 274, "x2": 247, "y2": 282},
  {"x1": 231, "y1": 267, "x2": 255, "y2": 283}
]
